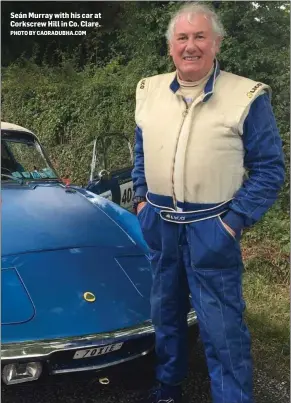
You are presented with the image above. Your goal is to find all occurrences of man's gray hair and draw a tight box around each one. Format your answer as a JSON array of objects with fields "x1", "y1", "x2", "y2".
[{"x1": 166, "y1": 2, "x2": 225, "y2": 42}]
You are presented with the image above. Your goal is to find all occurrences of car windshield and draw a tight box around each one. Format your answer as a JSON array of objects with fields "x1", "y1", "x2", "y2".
[
  {"x1": 1, "y1": 130, "x2": 59, "y2": 182},
  {"x1": 90, "y1": 134, "x2": 133, "y2": 181}
]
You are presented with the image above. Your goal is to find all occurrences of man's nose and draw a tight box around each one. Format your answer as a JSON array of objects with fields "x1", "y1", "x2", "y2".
[{"x1": 185, "y1": 37, "x2": 197, "y2": 52}]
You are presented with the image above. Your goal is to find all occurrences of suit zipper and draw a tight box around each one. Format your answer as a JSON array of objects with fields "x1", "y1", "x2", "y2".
[{"x1": 171, "y1": 103, "x2": 189, "y2": 210}]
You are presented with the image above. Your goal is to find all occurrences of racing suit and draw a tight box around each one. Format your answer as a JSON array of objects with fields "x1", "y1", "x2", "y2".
[{"x1": 132, "y1": 60, "x2": 285, "y2": 403}]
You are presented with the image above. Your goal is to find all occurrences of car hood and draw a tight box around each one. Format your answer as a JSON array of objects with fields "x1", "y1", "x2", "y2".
[
  {"x1": 2, "y1": 184, "x2": 134, "y2": 256},
  {"x1": 2, "y1": 247, "x2": 152, "y2": 343}
]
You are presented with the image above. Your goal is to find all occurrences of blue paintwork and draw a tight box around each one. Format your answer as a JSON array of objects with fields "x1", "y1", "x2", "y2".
[
  {"x1": 78, "y1": 187, "x2": 148, "y2": 252},
  {"x1": 1, "y1": 127, "x2": 153, "y2": 351},
  {"x1": 2, "y1": 247, "x2": 152, "y2": 343},
  {"x1": 2, "y1": 185, "x2": 134, "y2": 256},
  {"x1": 2, "y1": 268, "x2": 35, "y2": 325},
  {"x1": 1, "y1": 182, "x2": 152, "y2": 342},
  {"x1": 2, "y1": 182, "x2": 152, "y2": 343}
]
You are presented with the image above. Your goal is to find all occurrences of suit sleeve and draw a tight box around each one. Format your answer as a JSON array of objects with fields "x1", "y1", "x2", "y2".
[
  {"x1": 223, "y1": 93, "x2": 285, "y2": 233},
  {"x1": 131, "y1": 125, "x2": 148, "y2": 197}
]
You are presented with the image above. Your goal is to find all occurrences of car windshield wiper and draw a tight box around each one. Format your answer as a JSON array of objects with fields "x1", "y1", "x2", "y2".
[
  {"x1": 27, "y1": 178, "x2": 63, "y2": 184},
  {"x1": 40, "y1": 178, "x2": 62, "y2": 182},
  {"x1": 1, "y1": 173, "x2": 24, "y2": 185}
]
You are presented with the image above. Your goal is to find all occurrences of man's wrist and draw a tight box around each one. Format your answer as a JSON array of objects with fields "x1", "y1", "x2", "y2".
[
  {"x1": 136, "y1": 201, "x2": 147, "y2": 214},
  {"x1": 222, "y1": 221, "x2": 236, "y2": 237},
  {"x1": 133, "y1": 196, "x2": 147, "y2": 213},
  {"x1": 222, "y1": 210, "x2": 245, "y2": 234}
]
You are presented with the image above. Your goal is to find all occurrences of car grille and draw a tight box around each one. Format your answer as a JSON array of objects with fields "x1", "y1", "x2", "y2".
[{"x1": 47, "y1": 334, "x2": 155, "y2": 373}]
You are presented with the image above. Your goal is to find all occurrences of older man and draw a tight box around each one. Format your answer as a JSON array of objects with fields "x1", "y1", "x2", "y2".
[{"x1": 132, "y1": 3, "x2": 284, "y2": 403}]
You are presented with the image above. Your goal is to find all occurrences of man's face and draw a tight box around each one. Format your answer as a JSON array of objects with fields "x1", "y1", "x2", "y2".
[{"x1": 169, "y1": 13, "x2": 220, "y2": 82}]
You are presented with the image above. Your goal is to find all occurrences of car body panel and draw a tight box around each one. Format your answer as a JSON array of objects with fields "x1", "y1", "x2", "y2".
[
  {"x1": 1, "y1": 121, "x2": 32, "y2": 132},
  {"x1": 2, "y1": 247, "x2": 151, "y2": 343},
  {"x1": 2, "y1": 185, "x2": 135, "y2": 256},
  {"x1": 75, "y1": 188, "x2": 148, "y2": 252},
  {"x1": 2, "y1": 268, "x2": 35, "y2": 325}
]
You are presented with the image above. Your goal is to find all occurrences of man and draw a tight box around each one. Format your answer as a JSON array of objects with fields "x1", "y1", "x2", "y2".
[{"x1": 132, "y1": 3, "x2": 285, "y2": 403}]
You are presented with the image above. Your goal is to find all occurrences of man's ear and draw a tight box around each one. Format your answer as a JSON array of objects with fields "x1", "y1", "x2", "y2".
[{"x1": 168, "y1": 42, "x2": 173, "y2": 56}]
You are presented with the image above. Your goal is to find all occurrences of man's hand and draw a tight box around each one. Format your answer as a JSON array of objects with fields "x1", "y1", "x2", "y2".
[
  {"x1": 137, "y1": 201, "x2": 147, "y2": 214},
  {"x1": 221, "y1": 221, "x2": 236, "y2": 238}
]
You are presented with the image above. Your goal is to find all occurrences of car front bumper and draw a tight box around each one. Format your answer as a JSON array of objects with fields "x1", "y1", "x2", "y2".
[{"x1": 2, "y1": 311, "x2": 197, "y2": 383}]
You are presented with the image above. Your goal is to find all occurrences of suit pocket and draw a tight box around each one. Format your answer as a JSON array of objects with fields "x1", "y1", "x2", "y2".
[
  {"x1": 137, "y1": 203, "x2": 161, "y2": 251},
  {"x1": 217, "y1": 216, "x2": 236, "y2": 240},
  {"x1": 186, "y1": 216, "x2": 241, "y2": 270}
]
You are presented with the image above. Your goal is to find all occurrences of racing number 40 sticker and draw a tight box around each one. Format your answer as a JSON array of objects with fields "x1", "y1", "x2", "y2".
[{"x1": 121, "y1": 187, "x2": 132, "y2": 204}]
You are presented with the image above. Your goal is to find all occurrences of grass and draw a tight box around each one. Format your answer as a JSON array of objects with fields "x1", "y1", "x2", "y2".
[{"x1": 242, "y1": 238, "x2": 290, "y2": 384}]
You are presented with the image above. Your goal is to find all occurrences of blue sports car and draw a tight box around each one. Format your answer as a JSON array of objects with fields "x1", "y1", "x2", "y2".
[{"x1": 1, "y1": 122, "x2": 197, "y2": 386}]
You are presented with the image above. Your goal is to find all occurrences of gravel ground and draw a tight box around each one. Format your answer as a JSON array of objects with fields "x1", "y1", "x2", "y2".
[{"x1": 2, "y1": 340, "x2": 289, "y2": 403}]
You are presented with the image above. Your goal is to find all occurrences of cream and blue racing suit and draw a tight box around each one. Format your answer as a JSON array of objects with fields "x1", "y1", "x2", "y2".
[{"x1": 132, "y1": 61, "x2": 285, "y2": 403}]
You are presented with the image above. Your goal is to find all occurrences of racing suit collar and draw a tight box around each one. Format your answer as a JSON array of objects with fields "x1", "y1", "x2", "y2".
[{"x1": 169, "y1": 59, "x2": 220, "y2": 102}]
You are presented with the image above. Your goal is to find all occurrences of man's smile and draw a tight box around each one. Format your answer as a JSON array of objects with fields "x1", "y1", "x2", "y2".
[{"x1": 183, "y1": 56, "x2": 201, "y2": 61}]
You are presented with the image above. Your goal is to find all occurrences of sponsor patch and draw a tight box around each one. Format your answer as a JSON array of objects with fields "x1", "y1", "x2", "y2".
[
  {"x1": 140, "y1": 79, "x2": 146, "y2": 89},
  {"x1": 247, "y1": 82, "x2": 263, "y2": 98},
  {"x1": 164, "y1": 213, "x2": 185, "y2": 221}
]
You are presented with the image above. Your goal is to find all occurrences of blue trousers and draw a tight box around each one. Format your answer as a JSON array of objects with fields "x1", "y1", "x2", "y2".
[{"x1": 138, "y1": 203, "x2": 253, "y2": 403}]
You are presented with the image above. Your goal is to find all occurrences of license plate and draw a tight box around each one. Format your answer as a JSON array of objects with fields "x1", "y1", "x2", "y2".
[{"x1": 73, "y1": 342, "x2": 124, "y2": 359}]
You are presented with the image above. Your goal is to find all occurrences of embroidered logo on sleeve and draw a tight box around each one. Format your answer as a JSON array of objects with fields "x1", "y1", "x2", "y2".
[
  {"x1": 140, "y1": 79, "x2": 146, "y2": 89},
  {"x1": 247, "y1": 82, "x2": 263, "y2": 98}
]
